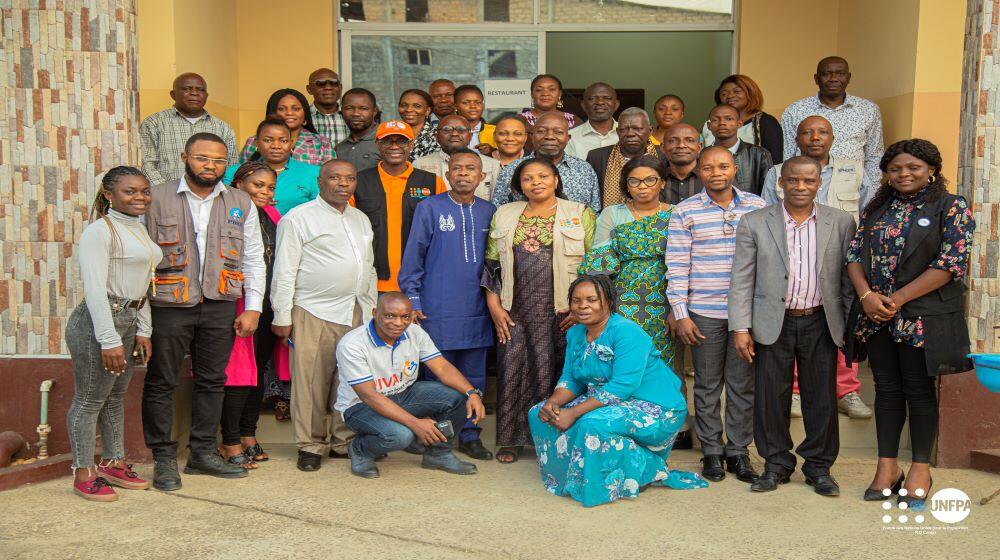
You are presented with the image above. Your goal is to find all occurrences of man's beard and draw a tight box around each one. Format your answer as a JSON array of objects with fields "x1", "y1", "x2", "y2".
[{"x1": 185, "y1": 161, "x2": 220, "y2": 188}]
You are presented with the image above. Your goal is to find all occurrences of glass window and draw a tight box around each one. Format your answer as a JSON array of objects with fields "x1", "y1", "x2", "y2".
[
  {"x1": 351, "y1": 35, "x2": 539, "y2": 122},
  {"x1": 541, "y1": 0, "x2": 733, "y2": 25},
  {"x1": 340, "y1": 0, "x2": 535, "y2": 23}
]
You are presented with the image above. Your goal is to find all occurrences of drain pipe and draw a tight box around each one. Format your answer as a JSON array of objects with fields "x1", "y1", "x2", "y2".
[{"x1": 37, "y1": 380, "x2": 54, "y2": 460}]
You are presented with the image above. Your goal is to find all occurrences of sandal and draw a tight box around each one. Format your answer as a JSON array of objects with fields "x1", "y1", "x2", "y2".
[
  {"x1": 495, "y1": 446, "x2": 522, "y2": 464},
  {"x1": 245, "y1": 443, "x2": 269, "y2": 462},
  {"x1": 274, "y1": 399, "x2": 290, "y2": 422},
  {"x1": 225, "y1": 452, "x2": 258, "y2": 470}
]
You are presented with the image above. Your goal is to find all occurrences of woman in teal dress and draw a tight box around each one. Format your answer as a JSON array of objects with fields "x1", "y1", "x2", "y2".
[
  {"x1": 582, "y1": 155, "x2": 676, "y2": 367},
  {"x1": 528, "y1": 275, "x2": 706, "y2": 507}
]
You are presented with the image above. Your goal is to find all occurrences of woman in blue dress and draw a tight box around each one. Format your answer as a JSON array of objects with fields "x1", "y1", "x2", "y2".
[{"x1": 528, "y1": 275, "x2": 707, "y2": 507}]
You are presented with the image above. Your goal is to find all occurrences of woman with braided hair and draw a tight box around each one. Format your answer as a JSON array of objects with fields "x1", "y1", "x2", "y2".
[
  {"x1": 66, "y1": 166, "x2": 162, "y2": 501},
  {"x1": 845, "y1": 139, "x2": 975, "y2": 508},
  {"x1": 528, "y1": 275, "x2": 707, "y2": 507},
  {"x1": 219, "y1": 161, "x2": 285, "y2": 467}
]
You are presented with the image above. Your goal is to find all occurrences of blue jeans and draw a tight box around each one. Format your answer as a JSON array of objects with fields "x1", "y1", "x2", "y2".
[{"x1": 343, "y1": 381, "x2": 467, "y2": 459}]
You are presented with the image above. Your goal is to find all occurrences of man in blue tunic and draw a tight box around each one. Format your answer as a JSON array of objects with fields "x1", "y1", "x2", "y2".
[{"x1": 399, "y1": 148, "x2": 496, "y2": 460}]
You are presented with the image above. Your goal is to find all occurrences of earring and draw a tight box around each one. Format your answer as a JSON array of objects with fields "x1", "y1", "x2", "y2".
[
  {"x1": 929, "y1": 174, "x2": 936, "y2": 184},
  {"x1": 556, "y1": 99, "x2": 564, "y2": 110}
]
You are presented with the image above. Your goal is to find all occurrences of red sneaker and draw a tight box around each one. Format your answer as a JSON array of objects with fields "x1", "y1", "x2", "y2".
[
  {"x1": 73, "y1": 476, "x2": 118, "y2": 502},
  {"x1": 98, "y1": 463, "x2": 151, "y2": 490}
]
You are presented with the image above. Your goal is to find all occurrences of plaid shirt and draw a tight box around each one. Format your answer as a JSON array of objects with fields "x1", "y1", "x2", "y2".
[
  {"x1": 238, "y1": 129, "x2": 335, "y2": 166},
  {"x1": 139, "y1": 108, "x2": 238, "y2": 185},
  {"x1": 311, "y1": 104, "x2": 349, "y2": 145}
]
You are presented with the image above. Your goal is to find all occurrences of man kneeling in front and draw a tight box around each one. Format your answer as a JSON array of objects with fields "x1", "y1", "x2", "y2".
[{"x1": 334, "y1": 292, "x2": 487, "y2": 478}]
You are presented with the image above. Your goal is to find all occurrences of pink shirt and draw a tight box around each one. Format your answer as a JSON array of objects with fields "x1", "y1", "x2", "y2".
[{"x1": 783, "y1": 204, "x2": 822, "y2": 310}]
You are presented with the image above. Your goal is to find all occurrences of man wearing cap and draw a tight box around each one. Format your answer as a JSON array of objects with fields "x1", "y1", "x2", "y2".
[{"x1": 353, "y1": 121, "x2": 446, "y2": 293}]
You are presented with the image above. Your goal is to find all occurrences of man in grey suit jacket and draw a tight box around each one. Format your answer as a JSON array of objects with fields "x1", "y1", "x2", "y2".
[{"x1": 728, "y1": 156, "x2": 856, "y2": 497}]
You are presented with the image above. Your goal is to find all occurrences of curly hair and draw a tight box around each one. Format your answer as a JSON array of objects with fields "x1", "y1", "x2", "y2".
[
  {"x1": 861, "y1": 138, "x2": 948, "y2": 218},
  {"x1": 568, "y1": 274, "x2": 618, "y2": 314}
]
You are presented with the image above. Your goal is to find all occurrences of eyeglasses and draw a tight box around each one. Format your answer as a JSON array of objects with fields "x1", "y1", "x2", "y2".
[
  {"x1": 626, "y1": 176, "x2": 661, "y2": 188},
  {"x1": 188, "y1": 155, "x2": 228, "y2": 166},
  {"x1": 377, "y1": 137, "x2": 412, "y2": 146},
  {"x1": 439, "y1": 126, "x2": 470, "y2": 134},
  {"x1": 722, "y1": 211, "x2": 738, "y2": 235},
  {"x1": 313, "y1": 79, "x2": 341, "y2": 87}
]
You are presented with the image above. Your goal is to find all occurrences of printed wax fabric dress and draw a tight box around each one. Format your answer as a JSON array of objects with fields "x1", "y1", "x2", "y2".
[
  {"x1": 482, "y1": 210, "x2": 596, "y2": 448},
  {"x1": 579, "y1": 207, "x2": 676, "y2": 368},
  {"x1": 528, "y1": 314, "x2": 706, "y2": 507}
]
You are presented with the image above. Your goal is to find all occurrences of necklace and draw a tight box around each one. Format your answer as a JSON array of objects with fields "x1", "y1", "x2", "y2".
[
  {"x1": 627, "y1": 200, "x2": 665, "y2": 219},
  {"x1": 114, "y1": 214, "x2": 157, "y2": 290}
]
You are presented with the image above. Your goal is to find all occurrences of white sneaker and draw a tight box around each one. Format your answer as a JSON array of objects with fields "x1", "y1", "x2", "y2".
[
  {"x1": 838, "y1": 391, "x2": 873, "y2": 418},
  {"x1": 790, "y1": 393, "x2": 802, "y2": 418}
]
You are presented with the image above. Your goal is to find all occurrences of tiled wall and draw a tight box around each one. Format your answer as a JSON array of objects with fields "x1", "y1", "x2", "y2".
[
  {"x1": 959, "y1": 0, "x2": 999, "y2": 353},
  {"x1": 0, "y1": 0, "x2": 140, "y2": 355}
]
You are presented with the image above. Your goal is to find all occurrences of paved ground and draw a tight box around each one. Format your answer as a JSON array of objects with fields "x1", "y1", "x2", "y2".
[{"x1": 2, "y1": 428, "x2": 997, "y2": 560}]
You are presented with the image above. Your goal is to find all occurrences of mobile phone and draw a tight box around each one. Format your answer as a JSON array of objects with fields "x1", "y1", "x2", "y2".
[{"x1": 434, "y1": 420, "x2": 454, "y2": 439}]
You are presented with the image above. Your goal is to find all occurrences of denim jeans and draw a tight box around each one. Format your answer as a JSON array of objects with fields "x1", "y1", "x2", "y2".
[
  {"x1": 343, "y1": 381, "x2": 467, "y2": 459},
  {"x1": 65, "y1": 300, "x2": 139, "y2": 470}
]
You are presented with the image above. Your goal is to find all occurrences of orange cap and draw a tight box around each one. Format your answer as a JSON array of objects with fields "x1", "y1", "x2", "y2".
[{"x1": 375, "y1": 120, "x2": 415, "y2": 140}]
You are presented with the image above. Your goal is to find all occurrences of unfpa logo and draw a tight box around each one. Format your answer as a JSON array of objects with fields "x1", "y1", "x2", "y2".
[{"x1": 881, "y1": 487, "x2": 972, "y2": 527}]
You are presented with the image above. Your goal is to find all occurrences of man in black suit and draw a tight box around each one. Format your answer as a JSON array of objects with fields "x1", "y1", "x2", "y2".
[{"x1": 586, "y1": 107, "x2": 667, "y2": 209}]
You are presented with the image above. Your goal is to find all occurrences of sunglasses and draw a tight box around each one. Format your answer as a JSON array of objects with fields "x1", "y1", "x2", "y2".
[
  {"x1": 440, "y1": 125, "x2": 471, "y2": 134},
  {"x1": 722, "y1": 211, "x2": 738, "y2": 235},
  {"x1": 313, "y1": 79, "x2": 341, "y2": 87}
]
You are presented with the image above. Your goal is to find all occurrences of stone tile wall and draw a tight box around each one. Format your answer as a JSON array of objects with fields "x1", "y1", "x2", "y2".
[{"x1": 0, "y1": 0, "x2": 139, "y2": 355}]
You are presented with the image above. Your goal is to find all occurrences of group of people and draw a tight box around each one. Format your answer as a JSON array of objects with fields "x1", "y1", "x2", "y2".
[{"x1": 65, "y1": 54, "x2": 975, "y2": 509}]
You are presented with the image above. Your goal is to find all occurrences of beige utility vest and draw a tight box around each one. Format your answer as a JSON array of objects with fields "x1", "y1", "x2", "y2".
[
  {"x1": 773, "y1": 156, "x2": 864, "y2": 218},
  {"x1": 490, "y1": 198, "x2": 588, "y2": 312},
  {"x1": 145, "y1": 180, "x2": 253, "y2": 307}
]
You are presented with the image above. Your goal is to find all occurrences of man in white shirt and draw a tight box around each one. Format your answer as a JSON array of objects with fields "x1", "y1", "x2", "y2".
[
  {"x1": 565, "y1": 82, "x2": 620, "y2": 159},
  {"x1": 270, "y1": 160, "x2": 378, "y2": 472},
  {"x1": 335, "y1": 293, "x2": 486, "y2": 479}
]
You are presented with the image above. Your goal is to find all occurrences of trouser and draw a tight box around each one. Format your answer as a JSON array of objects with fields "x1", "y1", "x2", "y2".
[
  {"x1": 423, "y1": 347, "x2": 487, "y2": 443},
  {"x1": 343, "y1": 381, "x2": 467, "y2": 459},
  {"x1": 290, "y1": 304, "x2": 360, "y2": 455},
  {"x1": 866, "y1": 328, "x2": 938, "y2": 463},
  {"x1": 65, "y1": 302, "x2": 138, "y2": 470},
  {"x1": 143, "y1": 299, "x2": 236, "y2": 461},
  {"x1": 689, "y1": 313, "x2": 754, "y2": 457},
  {"x1": 671, "y1": 343, "x2": 693, "y2": 431},
  {"x1": 220, "y1": 304, "x2": 275, "y2": 445},
  {"x1": 753, "y1": 310, "x2": 839, "y2": 477},
  {"x1": 793, "y1": 351, "x2": 862, "y2": 399}
]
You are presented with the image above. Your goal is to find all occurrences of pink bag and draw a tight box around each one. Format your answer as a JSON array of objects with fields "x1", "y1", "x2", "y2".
[
  {"x1": 224, "y1": 297, "x2": 258, "y2": 386},
  {"x1": 262, "y1": 205, "x2": 292, "y2": 382}
]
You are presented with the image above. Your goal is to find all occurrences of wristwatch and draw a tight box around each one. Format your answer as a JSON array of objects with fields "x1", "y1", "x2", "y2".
[{"x1": 465, "y1": 388, "x2": 483, "y2": 398}]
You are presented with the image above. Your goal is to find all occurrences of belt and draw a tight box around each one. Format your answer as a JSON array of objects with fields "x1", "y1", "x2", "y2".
[
  {"x1": 109, "y1": 295, "x2": 147, "y2": 310},
  {"x1": 786, "y1": 305, "x2": 823, "y2": 317}
]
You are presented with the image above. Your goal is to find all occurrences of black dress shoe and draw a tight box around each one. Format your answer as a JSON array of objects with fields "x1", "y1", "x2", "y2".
[
  {"x1": 297, "y1": 450, "x2": 322, "y2": 472},
  {"x1": 153, "y1": 459, "x2": 182, "y2": 491},
  {"x1": 458, "y1": 439, "x2": 494, "y2": 460},
  {"x1": 725, "y1": 454, "x2": 759, "y2": 483},
  {"x1": 863, "y1": 472, "x2": 905, "y2": 501},
  {"x1": 673, "y1": 430, "x2": 693, "y2": 450},
  {"x1": 751, "y1": 471, "x2": 790, "y2": 492},
  {"x1": 184, "y1": 452, "x2": 248, "y2": 478},
  {"x1": 806, "y1": 474, "x2": 841, "y2": 497},
  {"x1": 701, "y1": 455, "x2": 725, "y2": 482},
  {"x1": 328, "y1": 449, "x2": 349, "y2": 459}
]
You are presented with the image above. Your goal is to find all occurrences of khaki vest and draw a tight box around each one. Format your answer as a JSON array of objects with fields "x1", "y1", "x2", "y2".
[
  {"x1": 145, "y1": 180, "x2": 253, "y2": 307},
  {"x1": 774, "y1": 156, "x2": 864, "y2": 218},
  {"x1": 490, "y1": 199, "x2": 588, "y2": 312}
]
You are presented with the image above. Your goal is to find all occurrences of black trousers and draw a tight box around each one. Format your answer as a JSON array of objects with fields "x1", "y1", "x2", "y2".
[
  {"x1": 753, "y1": 310, "x2": 839, "y2": 477},
  {"x1": 220, "y1": 304, "x2": 275, "y2": 445},
  {"x1": 866, "y1": 327, "x2": 938, "y2": 463},
  {"x1": 142, "y1": 299, "x2": 237, "y2": 461}
]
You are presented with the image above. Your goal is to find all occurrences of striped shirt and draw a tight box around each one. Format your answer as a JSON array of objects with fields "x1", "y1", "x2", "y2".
[
  {"x1": 666, "y1": 188, "x2": 766, "y2": 320},
  {"x1": 783, "y1": 205, "x2": 822, "y2": 310}
]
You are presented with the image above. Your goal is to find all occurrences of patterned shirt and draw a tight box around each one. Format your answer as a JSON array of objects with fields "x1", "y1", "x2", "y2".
[
  {"x1": 666, "y1": 188, "x2": 766, "y2": 320},
  {"x1": 846, "y1": 191, "x2": 974, "y2": 347},
  {"x1": 139, "y1": 108, "x2": 238, "y2": 185},
  {"x1": 780, "y1": 94, "x2": 884, "y2": 198},
  {"x1": 238, "y1": 129, "x2": 334, "y2": 166},
  {"x1": 409, "y1": 122, "x2": 440, "y2": 161},
  {"x1": 491, "y1": 153, "x2": 601, "y2": 212},
  {"x1": 782, "y1": 204, "x2": 821, "y2": 310},
  {"x1": 311, "y1": 104, "x2": 349, "y2": 146}
]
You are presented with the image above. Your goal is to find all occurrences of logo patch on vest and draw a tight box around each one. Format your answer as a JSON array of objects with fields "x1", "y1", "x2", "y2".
[
  {"x1": 558, "y1": 217, "x2": 581, "y2": 228},
  {"x1": 227, "y1": 207, "x2": 244, "y2": 226},
  {"x1": 439, "y1": 214, "x2": 456, "y2": 232},
  {"x1": 409, "y1": 187, "x2": 432, "y2": 199}
]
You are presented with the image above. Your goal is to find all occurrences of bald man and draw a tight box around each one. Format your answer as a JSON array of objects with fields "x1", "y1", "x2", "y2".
[
  {"x1": 307, "y1": 68, "x2": 348, "y2": 145},
  {"x1": 140, "y1": 72, "x2": 238, "y2": 184},
  {"x1": 334, "y1": 292, "x2": 486, "y2": 478}
]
